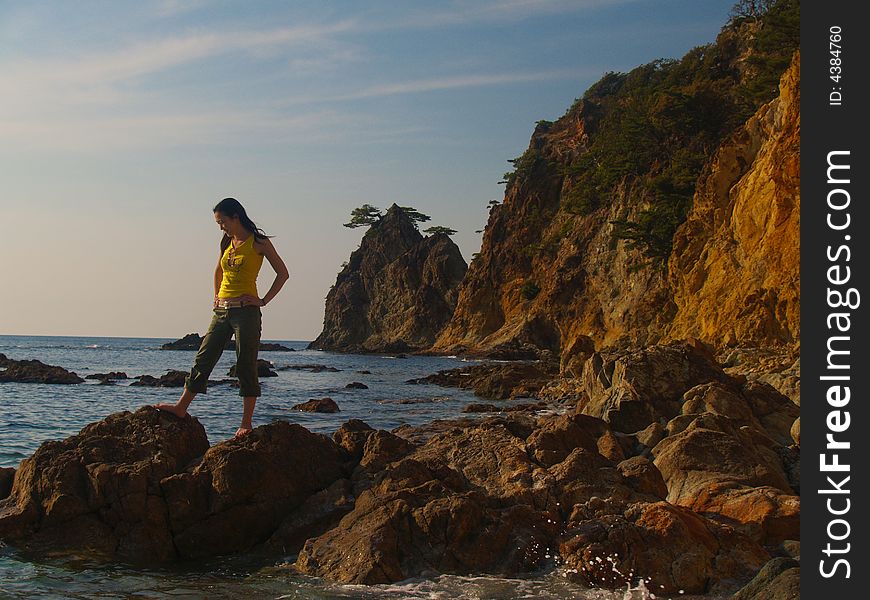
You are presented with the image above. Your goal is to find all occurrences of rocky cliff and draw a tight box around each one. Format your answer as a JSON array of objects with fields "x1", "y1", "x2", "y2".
[
  {"x1": 434, "y1": 20, "x2": 799, "y2": 364},
  {"x1": 309, "y1": 204, "x2": 467, "y2": 353},
  {"x1": 667, "y1": 53, "x2": 800, "y2": 347}
]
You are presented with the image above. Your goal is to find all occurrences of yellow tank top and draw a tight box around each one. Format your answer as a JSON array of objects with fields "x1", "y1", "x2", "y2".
[{"x1": 218, "y1": 235, "x2": 264, "y2": 298}]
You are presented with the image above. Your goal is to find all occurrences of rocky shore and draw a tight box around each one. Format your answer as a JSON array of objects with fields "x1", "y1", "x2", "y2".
[{"x1": 0, "y1": 341, "x2": 799, "y2": 596}]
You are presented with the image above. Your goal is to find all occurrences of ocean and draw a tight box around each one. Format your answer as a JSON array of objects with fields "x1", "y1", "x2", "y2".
[{"x1": 0, "y1": 335, "x2": 714, "y2": 599}]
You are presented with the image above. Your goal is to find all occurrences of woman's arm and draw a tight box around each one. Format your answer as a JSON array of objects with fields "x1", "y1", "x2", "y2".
[
  {"x1": 254, "y1": 238, "x2": 289, "y2": 306},
  {"x1": 213, "y1": 254, "x2": 224, "y2": 306}
]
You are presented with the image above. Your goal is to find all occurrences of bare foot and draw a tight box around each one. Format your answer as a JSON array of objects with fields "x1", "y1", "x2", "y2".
[
  {"x1": 153, "y1": 403, "x2": 188, "y2": 419},
  {"x1": 234, "y1": 425, "x2": 253, "y2": 439}
]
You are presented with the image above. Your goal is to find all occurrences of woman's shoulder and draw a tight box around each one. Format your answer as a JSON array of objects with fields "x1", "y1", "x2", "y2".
[{"x1": 252, "y1": 235, "x2": 273, "y2": 254}]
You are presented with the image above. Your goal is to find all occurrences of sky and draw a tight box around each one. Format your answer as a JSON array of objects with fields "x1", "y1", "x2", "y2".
[{"x1": 0, "y1": 0, "x2": 737, "y2": 341}]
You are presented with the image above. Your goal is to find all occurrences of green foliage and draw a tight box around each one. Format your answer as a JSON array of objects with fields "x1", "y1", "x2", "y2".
[
  {"x1": 499, "y1": 148, "x2": 540, "y2": 187},
  {"x1": 398, "y1": 205, "x2": 432, "y2": 224},
  {"x1": 343, "y1": 204, "x2": 383, "y2": 228},
  {"x1": 553, "y1": 0, "x2": 798, "y2": 264},
  {"x1": 520, "y1": 281, "x2": 541, "y2": 301},
  {"x1": 739, "y1": 0, "x2": 800, "y2": 105},
  {"x1": 424, "y1": 226, "x2": 457, "y2": 236}
]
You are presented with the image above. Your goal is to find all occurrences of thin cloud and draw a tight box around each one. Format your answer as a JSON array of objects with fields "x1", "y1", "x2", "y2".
[{"x1": 326, "y1": 68, "x2": 600, "y2": 101}]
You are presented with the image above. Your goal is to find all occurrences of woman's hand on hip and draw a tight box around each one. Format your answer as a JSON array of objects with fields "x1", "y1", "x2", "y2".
[{"x1": 240, "y1": 294, "x2": 264, "y2": 307}]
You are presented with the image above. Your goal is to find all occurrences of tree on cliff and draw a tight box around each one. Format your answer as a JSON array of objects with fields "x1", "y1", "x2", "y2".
[
  {"x1": 343, "y1": 204, "x2": 383, "y2": 228},
  {"x1": 423, "y1": 226, "x2": 457, "y2": 236},
  {"x1": 343, "y1": 204, "x2": 439, "y2": 231}
]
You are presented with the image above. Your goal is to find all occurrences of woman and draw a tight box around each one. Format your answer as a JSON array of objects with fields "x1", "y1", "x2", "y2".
[{"x1": 154, "y1": 198, "x2": 289, "y2": 438}]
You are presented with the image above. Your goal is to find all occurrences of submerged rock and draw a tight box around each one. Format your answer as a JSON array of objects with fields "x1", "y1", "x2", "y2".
[{"x1": 408, "y1": 361, "x2": 558, "y2": 400}]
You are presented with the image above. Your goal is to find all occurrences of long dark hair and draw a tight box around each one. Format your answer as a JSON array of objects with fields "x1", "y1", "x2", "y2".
[{"x1": 213, "y1": 198, "x2": 271, "y2": 251}]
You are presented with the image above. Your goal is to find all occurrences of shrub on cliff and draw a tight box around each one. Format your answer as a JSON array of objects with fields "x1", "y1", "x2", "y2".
[{"x1": 551, "y1": 0, "x2": 799, "y2": 263}]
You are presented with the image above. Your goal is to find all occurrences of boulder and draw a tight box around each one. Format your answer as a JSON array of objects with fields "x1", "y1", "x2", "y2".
[
  {"x1": 652, "y1": 412, "x2": 799, "y2": 544},
  {"x1": 731, "y1": 557, "x2": 800, "y2": 600},
  {"x1": 579, "y1": 342, "x2": 732, "y2": 433},
  {"x1": 0, "y1": 407, "x2": 208, "y2": 562},
  {"x1": 160, "y1": 421, "x2": 346, "y2": 559},
  {"x1": 85, "y1": 372, "x2": 129, "y2": 380},
  {"x1": 560, "y1": 501, "x2": 768, "y2": 595},
  {"x1": 345, "y1": 381, "x2": 368, "y2": 389}
]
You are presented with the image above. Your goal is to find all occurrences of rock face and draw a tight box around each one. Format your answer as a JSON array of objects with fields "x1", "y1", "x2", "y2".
[
  {"x1": 0, "y1": 357, "x2": 84, "y2": 384},
  {"x1": 432, "y1": 49, "x2": 800, "y2": 362},
  {"x1": 309, "y1": 204, "x2": 467, "y2": 353},
  {"x1": 667, "y1": 53, "x2": 800, "y2": 347}
]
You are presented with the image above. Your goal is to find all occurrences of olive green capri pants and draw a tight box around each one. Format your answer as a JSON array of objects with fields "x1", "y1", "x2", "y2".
[{"x1": 184, "y1": 306, "x2": 262, "y2": 397}]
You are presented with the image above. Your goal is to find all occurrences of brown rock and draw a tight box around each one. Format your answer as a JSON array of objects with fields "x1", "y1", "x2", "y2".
[
  {"x1": 332, "y1": 419, "x2": 376, "y2": 464},
  {"x1": 790, "y1": 417, "x2": 799, "y2": 446},
  {"x1": 0, "y1": 467, "x2": 14, "y2": 500},
  {"x1": 731, "y1": 557, "x2": 800, "y2": 600},
  {"x1": 131, "y1": 370, "x2": 189, "y2": 387},
  {"x1": 652, "y1": 412, "x2": 798, "y2": 544},
  {"x1": 0, "y1": 358, "x2": 84, "y2": 384},
  {"x1": 617, "y1": 456, "x2": 668, "y2": 500},
  {"x1": 0, "y1": 407, "x2": 208, "y2": 562},
  {"x1": 159, "y1": 421, "x2": 346, "y2": 559},
  {"x1": 293, "y1": 397, "x2": 340, "y2": 413},
  {"x1": 409, "y1": 361, "x2": 557, "y2": 400},
  {"x1": 227, "y1": 359, "x2": 277, "y2": 377},
  {"x1": 560, "y1": 501, "x2": 768, "y2": 595},
  {"x1": 579, "y1": 342, "x2": 730, "y2": 432}
]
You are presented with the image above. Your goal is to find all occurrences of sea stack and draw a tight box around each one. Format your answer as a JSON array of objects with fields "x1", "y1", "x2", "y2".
[{"x1": 309, "y1": 204, "x2": 467, "y2": 353}]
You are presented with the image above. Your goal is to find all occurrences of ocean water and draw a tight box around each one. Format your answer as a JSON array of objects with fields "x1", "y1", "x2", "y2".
[{"x1": 0, "y1": 335, "x2": 718, "y2": 599}]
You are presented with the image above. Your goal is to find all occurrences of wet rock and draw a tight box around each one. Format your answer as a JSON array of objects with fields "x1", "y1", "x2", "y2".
[
  {"x1": 0, "y1": 467, "x2": 14, "y2": 500},
  {"x1": 345, "y1": 381, "x2": 368, "y2": 389},
  {"x1": 228, "y1": 359, "x2": 277, "y2": 378},
  {"x1": 85, "y1": 372, "x2": 129, "y2": 380},
  {"x1": 292, "y1": 398, "x2": 340, "y2": 413},
  {"x1": 731, "y1": 557, "x2": 800, "y2": 600},
  {"x1": 0, "y1": 407, "x2": 209, "y2": 562},
  {"x1": 278, "y1": 364, "x2": 341, "y2": 373},
  {"x1": 295, "y1": 417, "x2": 563, "y2": 583},
  {"x1": 261, "y1": 478, "x2": 355, "y2": 555},
  {"x1": 409, "y1": 361, "x2": 558, "y2": 400},
  {"x1": 0, "y1": 358, "x2": 84, "y2": 384},
  {"x1": 131, "y1": 370, "x2": 188, "y2": 387},
  {"x1": 560, "y1": 501, "x2": 768, "y2": 595},
  {"x1": 162, "y1": 333, "x2": 293, "y2": 352}
]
